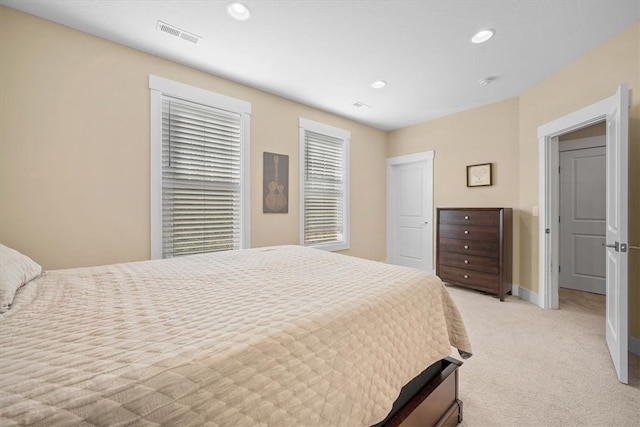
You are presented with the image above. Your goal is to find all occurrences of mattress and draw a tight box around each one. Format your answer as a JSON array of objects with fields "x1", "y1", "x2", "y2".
[{"x1": 0, "y1": 245, "x2": 471, "y2": 426}]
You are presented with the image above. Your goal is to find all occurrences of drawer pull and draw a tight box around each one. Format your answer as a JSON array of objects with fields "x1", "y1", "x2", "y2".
[
  {"x1": 464, "y1": 245, "x2": 469, "y2": 249},
  {"x1": 464, "y1": 260, "x2": 469, "y2": 264},
  {"x1": 464, "y1": 215, "x2": 469, "y2": 220},
  {"x1": 464, "y1": 274, "x2": 469, "y2": 279},
  {"x1": 464, "y1": 230, "x2": 469, "y2": 235}
]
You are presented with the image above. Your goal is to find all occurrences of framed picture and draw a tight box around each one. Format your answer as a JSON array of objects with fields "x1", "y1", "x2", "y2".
[
  {"x1": 263, "y1": 152, "x2": 289, "y2": 213},
  {"x1": 466, "y1": 163, "x2": 492, "y2": 187}
]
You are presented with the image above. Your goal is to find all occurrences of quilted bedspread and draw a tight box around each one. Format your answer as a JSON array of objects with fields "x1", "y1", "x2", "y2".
[{"x1": 0, "y1": 245, "x2": 471, "y2": 426}]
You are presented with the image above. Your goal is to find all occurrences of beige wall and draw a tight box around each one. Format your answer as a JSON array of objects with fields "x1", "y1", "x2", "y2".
[
  {"x1": 0, "y1": 7, "x2": 388, "y2": 269},
  {"x1": 387, "y1": 97, "x2": 521, "y2": 282},
  {"x1": 388, "y1": 21, "x2": 640, "y2": 338},
  {"x1": 1, "y1": 7, "x2": 638, "y2": 337},
  {"x1": 559, "y1": 122, "x2": 606, "y2": 141},
  {"x1": 518, "y1": 21, "x2": 639, "y2": 337}
]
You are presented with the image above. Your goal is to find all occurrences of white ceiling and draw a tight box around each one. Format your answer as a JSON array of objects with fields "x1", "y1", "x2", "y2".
[{"x1": 2, "y1": 0, "x2": 639, "y2": 131}]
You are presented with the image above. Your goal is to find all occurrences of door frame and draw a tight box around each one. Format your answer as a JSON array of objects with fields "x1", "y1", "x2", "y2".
[
  {"x1": 538, "y1": 85, "x2": 630, "y2": 383},
  {"x1": 538, "y1": 97, "x2": 612, "y2": 309},
  {"x1": 386, "y1": 150, "x2": 434, "y2": 271}
]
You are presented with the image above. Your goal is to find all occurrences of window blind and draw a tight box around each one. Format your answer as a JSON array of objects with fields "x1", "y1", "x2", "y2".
[
  {"x1": 162, "y1": 97, "x2": 242, "y2": 257},
  {"x1": 303, "y1": 130, "x2": 345, "y2": 245}
]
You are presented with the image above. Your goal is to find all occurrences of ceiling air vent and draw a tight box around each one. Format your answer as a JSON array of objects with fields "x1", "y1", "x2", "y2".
[{"x1": 156, "y1": 20, "x2": 202, "y2": 44}]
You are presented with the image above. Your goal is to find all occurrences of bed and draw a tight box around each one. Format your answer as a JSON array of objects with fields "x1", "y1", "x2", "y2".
[{"x1": 0, "y1": 244, "x2": 472, "y2": 426}]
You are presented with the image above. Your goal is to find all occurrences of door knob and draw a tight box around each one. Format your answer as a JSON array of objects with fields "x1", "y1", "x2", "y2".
[{"x1": 602, "y1": 242, "x2": 619, "y2": 251}]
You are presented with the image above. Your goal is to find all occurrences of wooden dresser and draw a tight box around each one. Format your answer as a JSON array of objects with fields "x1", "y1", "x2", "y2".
[{"x1": 436, "y1": 208, "x2": 512, "y2": 301}]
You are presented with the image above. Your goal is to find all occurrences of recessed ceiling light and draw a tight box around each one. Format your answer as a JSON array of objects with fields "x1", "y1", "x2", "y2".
[
  {"x1": 226, "y1": 2, "x2": 250, "y2": 21},
  {"x1": 471, "y1": 29, "x2": 495, "y2": 44},
  {"x1": 371, "y1": 80, "x2": 387, "y2": 89}
]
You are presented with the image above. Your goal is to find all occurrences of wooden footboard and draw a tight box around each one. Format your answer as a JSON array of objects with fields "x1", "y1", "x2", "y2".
[{"x1": 382, "y1": 357, "x2": 463, "y2": 427}]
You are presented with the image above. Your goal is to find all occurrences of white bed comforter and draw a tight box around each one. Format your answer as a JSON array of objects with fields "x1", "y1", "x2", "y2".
[{"x1": 0, "y1": 245, "x2": 471, "y2": 426}]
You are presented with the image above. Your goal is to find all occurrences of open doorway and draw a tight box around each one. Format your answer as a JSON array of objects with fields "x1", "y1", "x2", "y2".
[
  {"x1": 558, "y1": 123, "x2": 606, "y2": 296},
  {"x1": 557, "y1": 123, "x2": 607, "y2": 326}
]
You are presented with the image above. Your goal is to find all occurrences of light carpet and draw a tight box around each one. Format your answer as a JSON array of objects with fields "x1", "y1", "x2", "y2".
[{"x1": 446, "y1": 285, "x2": 639, "y2": 426}]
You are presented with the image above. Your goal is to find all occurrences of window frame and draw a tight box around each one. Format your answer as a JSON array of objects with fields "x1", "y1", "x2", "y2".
[
  {"x1": 149, "y1": 75, "x2": 251, "y2": 259},
  {"x1": 298, "y1": 117, "x2": 350, "y2": 252}
]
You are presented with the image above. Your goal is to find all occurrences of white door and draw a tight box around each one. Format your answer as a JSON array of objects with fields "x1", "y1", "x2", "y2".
[
  {"x1": 604, "y1": 84, "x2": 629, "y2": 384},
  {"x1": 559, "y1": 140, "x2": 606, "y2": 294},
  {"x1": 387, "y1": 152, "x2": 434, "y2": 271}
]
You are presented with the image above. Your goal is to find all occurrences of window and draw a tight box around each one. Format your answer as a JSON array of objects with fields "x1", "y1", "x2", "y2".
[
  {"x1": 149, "y1": 75, "x2": 251, "y2": 258},
  {"x1": 299, "y1": 118, "x2": 350, "y2": 251}
]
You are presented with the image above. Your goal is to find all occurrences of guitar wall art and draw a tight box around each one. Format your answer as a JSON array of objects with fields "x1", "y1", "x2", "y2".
[{"x1": 263, "y1": 152, "x2": 289, "y2": 213}]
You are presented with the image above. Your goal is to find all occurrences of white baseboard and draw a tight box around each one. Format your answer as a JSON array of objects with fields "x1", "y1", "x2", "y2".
[
  {"x1": 512, "y1": 284, "x2": 539, "y2": 306},
  {"x1": 630, "y1": 335, "x2": 640, "y2": 357}
]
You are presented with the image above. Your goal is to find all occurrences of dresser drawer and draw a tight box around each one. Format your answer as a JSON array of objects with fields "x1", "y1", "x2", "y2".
[
  {"x1": 438, "y1": 238, "x2": 499, "y2": 257},
  {"x1": 439, "y1": 210, "x2": 499, "y2": 226},
  {"x1": 439, "y1": 252, "x2": 499, "y2": 274},
  {"x1": 438, "y1": 265, "x2": 499, "y2": 291},
  {"x1": 437, "y1": 207, "x2": 512, "y2": 301},
  {"x1": 438, "y1": 224, "x2": 498, "y2": 241}
]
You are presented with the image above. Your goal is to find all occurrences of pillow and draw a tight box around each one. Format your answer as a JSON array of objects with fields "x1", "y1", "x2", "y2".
[{"x1": 0, "y1": 244, "x2": 43, "y2": 313}]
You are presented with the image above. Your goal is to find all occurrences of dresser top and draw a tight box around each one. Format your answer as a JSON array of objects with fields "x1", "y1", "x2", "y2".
[{"x1": 437, "y1": 207, "x2": 511, "y2": 211}]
